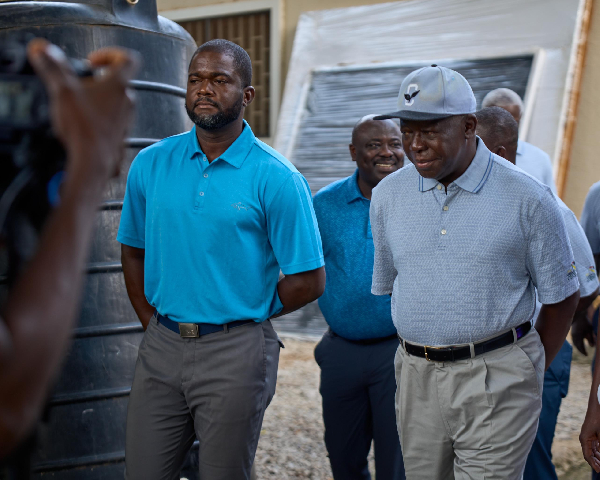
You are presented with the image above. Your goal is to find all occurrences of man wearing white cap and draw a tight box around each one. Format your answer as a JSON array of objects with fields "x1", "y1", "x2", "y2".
[{"x1": 370, "y1": 65, "x2": 580, "y2": 479}]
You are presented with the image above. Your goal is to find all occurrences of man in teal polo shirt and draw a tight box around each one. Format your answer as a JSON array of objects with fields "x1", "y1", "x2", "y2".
[{"x1": 118, "y1": 39, "x2": 325, "y2": 480}]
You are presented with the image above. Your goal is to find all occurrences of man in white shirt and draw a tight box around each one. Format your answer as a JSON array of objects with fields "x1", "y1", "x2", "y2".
[{"x1": 482, "y1": 88, "x2": 557, "y2": 194}]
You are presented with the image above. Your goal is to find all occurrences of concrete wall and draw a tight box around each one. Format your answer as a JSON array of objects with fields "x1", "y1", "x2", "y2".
[
  {"x1": 563, "y1": 2, "x2": 600, "y2": 216},
  {"x1": 157, "y1": 0, "x2": 599, "y2": 215}
]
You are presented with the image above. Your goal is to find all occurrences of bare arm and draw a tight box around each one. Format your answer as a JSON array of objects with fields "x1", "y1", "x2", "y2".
[
  {"x1": 580, "y1": 320, "x2": 600, "y2": 472},
  {"x1": 121, "y1": 244, "x2": 154, "y2": 329},
  {"x1": 534, "y1": 289, "x2": 580, "y2": 371},
  {"x1": 272, "y1": 266, "x2": 325, "y2": 318},
  {"x1": 571, "y1": 287, "x2": 599, "y2": 356},
  {"x1": 0, "y1": 40, "x2": 138, "y2": 457}
]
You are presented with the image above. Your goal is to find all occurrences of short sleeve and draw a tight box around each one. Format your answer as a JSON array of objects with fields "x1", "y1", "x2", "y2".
[
  {"x1": 265, "y1": 173, "x2": 324, "y2": 275},
  {"x1": 562, "y1": 208, "x2": 599, "y2": 298},
  {"x1": 117, "y1": 156, "x2": 146, "y2": 248},
  {"x1": 581, "y1": 182, "x2": 600, "y2": 254},
  {"x1": 527, "y1": 192, "x2": 579, "y2": 304},
  {"x1": 370, "y1": 188, "x2": 397, "y2": 295}
]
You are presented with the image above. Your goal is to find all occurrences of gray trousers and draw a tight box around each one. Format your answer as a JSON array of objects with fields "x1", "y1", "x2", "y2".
[{"x1": 124, "y1": 318, "x2": 280, "y2": 480}]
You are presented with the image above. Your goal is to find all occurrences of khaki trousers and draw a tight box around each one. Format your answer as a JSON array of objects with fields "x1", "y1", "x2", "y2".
[{"x1": 395, "y1": 328, "x2": 545, "y2": 480}]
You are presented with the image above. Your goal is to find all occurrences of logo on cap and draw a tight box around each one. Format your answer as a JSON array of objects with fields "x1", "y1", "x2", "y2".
[{"x1": 404, "y1": 84, "x2": 419, "y2": 106}]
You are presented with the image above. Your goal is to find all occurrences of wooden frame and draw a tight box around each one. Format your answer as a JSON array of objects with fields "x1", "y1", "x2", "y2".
[{"x1": 555, "y1": 0, "x2": 594, "y2": 197}]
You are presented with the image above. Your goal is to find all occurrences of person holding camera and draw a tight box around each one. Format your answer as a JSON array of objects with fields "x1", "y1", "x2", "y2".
[{"x1": 0, "y1": 39, "x2": 138, "y2": 462}]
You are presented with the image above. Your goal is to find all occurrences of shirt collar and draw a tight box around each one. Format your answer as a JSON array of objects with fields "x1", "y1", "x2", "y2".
[
  {"x1": 345, "y1": 169, "x2": 367, "y2": 203},
  {"x1": 186, "y1": 120, "x2": 255, "y2": 168},
  {"x1": 418, "y1": 137, "x2": 494, "y2": 194}
]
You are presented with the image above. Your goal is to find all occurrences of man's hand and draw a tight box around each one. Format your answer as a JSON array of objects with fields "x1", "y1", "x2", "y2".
[
  {"x1": 27, "y1": 39, "x2": 139, "y2": 188},
  {"x1": 580, "y1": 401, "x2": 600, "y2": 473},
  {"x1": 572, "y1": 310, "x2": 595, "y2": 356}
]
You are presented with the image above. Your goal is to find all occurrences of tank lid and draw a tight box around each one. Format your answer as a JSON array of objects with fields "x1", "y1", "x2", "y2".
[{"x1": 22, "y1": 0, "x2": 160, "y2": 29}]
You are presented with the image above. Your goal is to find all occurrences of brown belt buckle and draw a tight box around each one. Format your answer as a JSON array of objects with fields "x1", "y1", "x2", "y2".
[
  {"x1": 424, "y1": 345, "x2": 443, "y2": 361},
  {"x1": 179, "y1": 323, "x2": 199, "y2": 338}
]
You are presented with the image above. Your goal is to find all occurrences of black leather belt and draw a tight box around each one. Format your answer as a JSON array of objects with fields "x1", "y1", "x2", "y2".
[
  {"x1": 155, "y1": 311, "x2": 255, "y2": 338},
  {"x1": 399, "y1": 321, "x2": 532, "y2": 362}
]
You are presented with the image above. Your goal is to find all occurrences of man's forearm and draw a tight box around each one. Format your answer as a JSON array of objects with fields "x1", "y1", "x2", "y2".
[
  {"x1": 578, "y1": 288, "x2": 600, "y2": 313},
  {"x1": 0, "y1": 166, "x2": 106, "y2": 457},
  {"x1": 535, "y1": 290, "x2": 580, "y2": 370},
  {"x1": 272, "y1": 267, "x2": 325, "y2": 318},
  {"x1": 121, "y1": 245, "x2": 154, "y2": 329}
]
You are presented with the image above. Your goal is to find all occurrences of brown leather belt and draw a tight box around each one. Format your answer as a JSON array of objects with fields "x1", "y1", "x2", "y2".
[{"x1": 399, "y1": 321, "x2": 532, "y2": 362}]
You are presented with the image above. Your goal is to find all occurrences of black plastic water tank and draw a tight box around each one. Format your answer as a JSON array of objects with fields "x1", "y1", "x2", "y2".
[{"x1": 0, "y1": 1, "x2": 197, "y2": 477}]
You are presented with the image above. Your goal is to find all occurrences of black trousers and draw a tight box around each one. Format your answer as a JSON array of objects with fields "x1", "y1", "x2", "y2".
[{"x1": 315, "y1": 330, "x2": 405, "y2": 480}]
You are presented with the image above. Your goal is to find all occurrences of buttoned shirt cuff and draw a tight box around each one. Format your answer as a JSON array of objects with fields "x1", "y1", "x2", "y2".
[
  {"x1": 280, "y1": 257, "x2": 325, "y2": 276},
  {"x1": 116, "y1": 233, "x2": 145, "y2": 249}
]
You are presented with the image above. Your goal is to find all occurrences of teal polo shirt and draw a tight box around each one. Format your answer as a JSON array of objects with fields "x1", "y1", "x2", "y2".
[{"x1": 117, "y1": 122, "x2": 324, "y2": 324}]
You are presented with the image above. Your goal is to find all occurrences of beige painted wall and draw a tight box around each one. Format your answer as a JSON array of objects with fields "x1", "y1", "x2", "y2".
[
  {"x1": 280, "y1": 0, "x2": 397, "y2": 88},
  {"x1": 158, "y1": 0, "x2": 599, "y2": 215},
  {"x1": 563, "y1": 3, "x2": 600, "y2": 217},
  {"x1": 157, "y1": 0, "x2": 395, "y2": 98}
]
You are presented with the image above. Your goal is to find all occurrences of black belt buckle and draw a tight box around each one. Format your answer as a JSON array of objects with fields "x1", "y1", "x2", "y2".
[{"x1": 179, "y1": 323, "x2": 199, "y2": 338}]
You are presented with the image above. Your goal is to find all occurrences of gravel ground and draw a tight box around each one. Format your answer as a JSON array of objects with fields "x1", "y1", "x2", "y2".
[
  {"x1": 553, "y1": 345, "x2": 595, "y2": 479},
  {"x1": 254, "y1": 337, "x2": 334, "y2": 479},
  {"x1": 254, "y1": 337, "x2": 596, "y2": 480}
]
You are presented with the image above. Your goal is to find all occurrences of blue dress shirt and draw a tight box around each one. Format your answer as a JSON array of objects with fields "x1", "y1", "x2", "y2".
[
  {"x1": 117, "y1": 122, "x2": 324, "y2": 324},
  {"x1": 581, "y1": 180, "x2": 600, "y2": 255},
  {"x1": 313, "y1": 170, "x2": 396, "y2": 340}
]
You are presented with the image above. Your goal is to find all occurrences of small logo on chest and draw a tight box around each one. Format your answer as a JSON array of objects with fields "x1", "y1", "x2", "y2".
[{"x1": 232, "y1": 202, "x2": 251, "y2": 211}]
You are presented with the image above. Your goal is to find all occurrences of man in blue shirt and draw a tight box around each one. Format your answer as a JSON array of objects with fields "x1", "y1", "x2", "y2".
[
  {"x1": 578, "y1": 180, "x2": 600, "y2": 479},
  {"x1": 582, "y1": 181, "x2": 600, "y2": 268},
  {"x1": 313, "y1": 115, "x2": 406, "y2": 480},
  {"x1": 482, "y1": 88, "x2": 557, "y2": 194},
  {"x1": 118, "y1": 40, "x2": 325, "y2": 480}
]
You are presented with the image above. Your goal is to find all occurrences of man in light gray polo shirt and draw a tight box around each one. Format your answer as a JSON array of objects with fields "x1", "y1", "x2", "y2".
[
  {"x1": 482, "y1": 87, "x2": 557, "y2": 194},
  {"x1": 371, "y1": 66, "x2": 580, "y2": 479}
]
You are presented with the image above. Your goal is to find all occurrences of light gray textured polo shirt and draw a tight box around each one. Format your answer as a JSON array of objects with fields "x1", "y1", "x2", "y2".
[
  {"x1": 555, "y1": 195, "x2": 598, "y2": 298},
  {"x1": 370, "y1": 138, "x2": 579, "y2": 346}
]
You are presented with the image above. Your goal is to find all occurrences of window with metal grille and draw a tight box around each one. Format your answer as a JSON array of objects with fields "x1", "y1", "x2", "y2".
[{"x1": 179, "y1": 11, "x2": 270, "y2": 138}]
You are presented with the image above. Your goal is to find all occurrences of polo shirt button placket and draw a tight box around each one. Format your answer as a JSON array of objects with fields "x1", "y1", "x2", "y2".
[{"x1": 194, "y1": 157, "x2": 212, "y2": 212}]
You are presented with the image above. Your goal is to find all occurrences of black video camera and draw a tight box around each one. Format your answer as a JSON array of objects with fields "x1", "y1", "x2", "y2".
[{"x1": 0, "y1": 36, "x2": 92, "y2": 285}]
